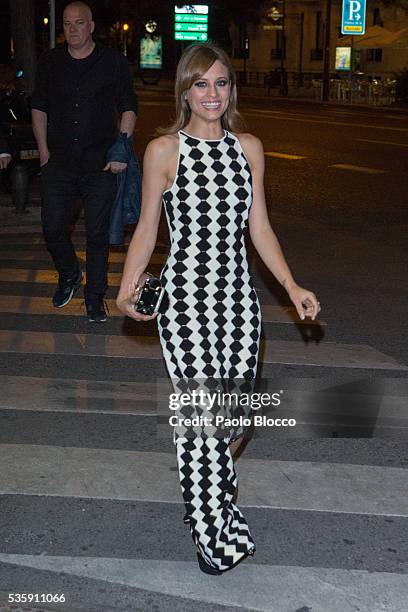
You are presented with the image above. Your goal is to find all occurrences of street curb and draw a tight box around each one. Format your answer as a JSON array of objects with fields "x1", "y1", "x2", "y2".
[{"x1": 239, "y1": 93, "x2": 408, "y2": 115}]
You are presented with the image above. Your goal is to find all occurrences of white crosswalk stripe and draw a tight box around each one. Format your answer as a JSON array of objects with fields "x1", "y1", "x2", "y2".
[
  {"x1": 1, "y1": 444, "x2": 407, "y2": 516},
  {"x1": 0, "y1": 294, "x2": 325, "y2": 325},
  {"x1": 0, "y1": 328, "x2": 405, "y2": 369},
  {"x1": 0, "y1": 554, "x2": 407, "y2": 612}
]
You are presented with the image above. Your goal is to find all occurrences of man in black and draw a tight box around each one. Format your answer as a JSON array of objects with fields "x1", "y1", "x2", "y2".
[{"x1": 31, "y1": 1, "x2": 137, "y2": 322}]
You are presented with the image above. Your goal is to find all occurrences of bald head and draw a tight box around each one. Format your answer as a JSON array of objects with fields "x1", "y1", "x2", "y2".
[
  {"x1": 64, "y1": 2, "x2": 92, "y2": 20},
  {"x1": 63, "y1": 1, "x2": 95, "y2": 54}
]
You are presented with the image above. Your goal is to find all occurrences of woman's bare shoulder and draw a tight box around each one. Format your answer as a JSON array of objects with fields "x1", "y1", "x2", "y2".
[
  {"x1": 234, "y1": 132, "x2": 263, "y2": 152},
  {"x1": 145, "y1": 134, "x2": 179, "y2": 159},
  {"x1": 234, "y1": 132, "x2": 264, "y2": 168}
]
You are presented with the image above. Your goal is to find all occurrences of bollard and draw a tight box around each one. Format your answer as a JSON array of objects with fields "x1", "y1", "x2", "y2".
[{"x1": 11, "y1": 163, "x2": 29, "y2": 214}]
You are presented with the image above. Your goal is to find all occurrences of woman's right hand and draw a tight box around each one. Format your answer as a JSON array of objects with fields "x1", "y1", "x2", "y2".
[{"x1": 116, "y1": 284, "x2": 158, "y2": 322}]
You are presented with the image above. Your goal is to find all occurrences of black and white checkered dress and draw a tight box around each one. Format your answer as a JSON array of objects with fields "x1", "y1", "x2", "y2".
[{"x1": 157, "y1": 129, "x2": 261, "y2": 571}]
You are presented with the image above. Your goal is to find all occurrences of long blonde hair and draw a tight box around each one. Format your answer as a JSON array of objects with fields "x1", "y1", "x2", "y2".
[{"x1": 159, "y1": 43, "x2": 245, "y2": 135}]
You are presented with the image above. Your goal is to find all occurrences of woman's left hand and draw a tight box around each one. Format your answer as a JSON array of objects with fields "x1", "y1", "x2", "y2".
[{"x1": 287, "y1": 284, "x2": 321, "y2": 321}]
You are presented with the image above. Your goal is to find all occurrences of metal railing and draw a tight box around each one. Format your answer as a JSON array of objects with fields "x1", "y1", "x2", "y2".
[
  {"x1": 311, "y1": 78, "x2": 396, "y2": 105},
  {"x1": 236, "y1": 70, "x2": 397, "y2": 105}
]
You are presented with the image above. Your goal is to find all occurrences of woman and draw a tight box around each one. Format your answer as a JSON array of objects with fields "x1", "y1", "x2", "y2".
[{"x1": 117, "y1": 43, "x2": 320, "y2": 575}]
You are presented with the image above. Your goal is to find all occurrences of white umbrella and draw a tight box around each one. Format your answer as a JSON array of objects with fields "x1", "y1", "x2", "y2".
[{"x1": 378, "y1": 27, "x2": 408, "y2": 49}]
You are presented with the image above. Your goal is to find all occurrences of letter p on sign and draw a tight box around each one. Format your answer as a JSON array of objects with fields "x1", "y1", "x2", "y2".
[
  {"x1": 349, "y1": 1, "x2": 361, "y2": 20},
  {"x1": 341, "y1": 0, "x2": 366, "y2": 35}
]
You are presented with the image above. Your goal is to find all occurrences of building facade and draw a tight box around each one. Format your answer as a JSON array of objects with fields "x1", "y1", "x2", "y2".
[{"x1": 229, "y1": 1, "x2": 408, "y2": 82}]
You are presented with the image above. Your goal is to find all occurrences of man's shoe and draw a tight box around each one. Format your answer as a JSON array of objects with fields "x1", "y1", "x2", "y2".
[
  {"x1": 86, "y1": 297, "x2": 108, "y2": 323},
  {"x1": 53, "y1": 269, "x2": 82, "y2": 308}
]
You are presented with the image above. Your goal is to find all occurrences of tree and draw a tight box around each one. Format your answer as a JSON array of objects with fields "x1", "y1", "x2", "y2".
[{"x1": 10, "y1": 0, "x2": 37, "y2": 94}]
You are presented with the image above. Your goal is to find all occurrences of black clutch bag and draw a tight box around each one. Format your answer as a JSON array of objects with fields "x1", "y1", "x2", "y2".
[{"x1": 133, "y1": 273, "x2": 166, "y2": 315}]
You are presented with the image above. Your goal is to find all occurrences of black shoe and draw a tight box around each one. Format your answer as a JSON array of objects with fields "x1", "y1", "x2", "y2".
[
  {"x1": 197, "y1": 547, "x2": 255, "y2": 576},
  {"x1": 53, "y1": 269, "x2": 82, "y2": 308},
  {"x1": 197, "y1": 552, "x2": 223, "y2": 576},
  {"x1": 183, "y1": 512, "x2": 190, "y2": 524},
  {"x1": 86, "y1": 296, "x2": 108, "y2": 323}
]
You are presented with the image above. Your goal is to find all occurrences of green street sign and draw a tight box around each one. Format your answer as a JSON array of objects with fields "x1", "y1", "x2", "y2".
[
  {"x1": 174, "y1": 5, "x2": 209, "y2": 41},
  {"x1": 175, "y1": 14, "x2": 208, "y2": 23},
  {"x1": 175, "y1": 23, "x2": 208, "y2": 32},
  {"x1": 175, "y1": 32, "x2": 208, "y2": 41}
]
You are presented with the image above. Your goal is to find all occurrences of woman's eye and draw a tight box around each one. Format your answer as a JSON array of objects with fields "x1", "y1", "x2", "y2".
[
  {"x1": 194, "y1": 81, "x2": 207, "y2": 88},
  {"x1": 217, "y1": 80, "x2": 228, "y2": 87}
]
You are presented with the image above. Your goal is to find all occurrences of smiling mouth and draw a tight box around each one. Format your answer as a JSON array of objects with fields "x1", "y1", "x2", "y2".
[{"x1": 201, "y1": 102, "x2": 221, "y2": 110}]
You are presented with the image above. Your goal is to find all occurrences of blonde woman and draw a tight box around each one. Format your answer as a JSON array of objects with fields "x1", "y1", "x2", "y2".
[{"x1": 117, "y1": 43, "x2": 320, "y2": 574}]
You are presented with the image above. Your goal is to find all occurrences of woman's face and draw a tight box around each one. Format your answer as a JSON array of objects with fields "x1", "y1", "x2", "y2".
[{"x1": 185, "y1": 60, "x2": 231, "y2": 123}]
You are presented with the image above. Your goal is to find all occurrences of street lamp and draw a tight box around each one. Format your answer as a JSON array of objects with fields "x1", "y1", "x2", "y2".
[
  {"x1": 280, "y1": 0, "x2": 288, "y2": 96},
  {"x1": 265, "y1": 1, "x2": 288, "y2": 96},
  {"x1": 43, "y1": 17, "x2": 49, "y2": 51},
  {"x1": 122, "y1": 23, "x2": 130, "y2": 56}
]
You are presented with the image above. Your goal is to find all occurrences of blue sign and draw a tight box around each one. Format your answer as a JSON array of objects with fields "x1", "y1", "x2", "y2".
[{"x1": 341, "y1": 0, "x2": 366, "y2": 35}]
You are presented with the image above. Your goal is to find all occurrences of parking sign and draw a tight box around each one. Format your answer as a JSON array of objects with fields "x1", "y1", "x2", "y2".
[{"x1": 341, "y1": 0, "x2": 366, "y2": 35}]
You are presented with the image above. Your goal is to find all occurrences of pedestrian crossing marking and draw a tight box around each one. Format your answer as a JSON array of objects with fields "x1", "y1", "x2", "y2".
[
  {"x1": 0, "y1": 330, "x2": 405, "y2": 369},
  {"x1": 0, "y1": 250, "x2": 166, "y2": 264},
  {"x1": 0, "y1": 295, "x2": 324, "y2": 325},
  {"x1": 0, "y1": 555, "x2": 406, "y2": 612},
  {"x1": 1, "y1": 444, "x2": 407, "y2": 516},
  {"x1": 0, "y1": 328, "x2": 162, "y2": 359},
  {"x1": 330, "y1": 164, "x2": 387, "y2": 174},
  {"x1": 1, "y1": 375, "x2": 406, "y2": 437},
  {"x1": 0, "y1": 234, "x2": 170, "y2": 250},
  {"x1": 262, "y1": 340, "x2": 407, "y2": 369},
  {"x1": 0, "y1": 375, "x2": 170, "y2": 415}
]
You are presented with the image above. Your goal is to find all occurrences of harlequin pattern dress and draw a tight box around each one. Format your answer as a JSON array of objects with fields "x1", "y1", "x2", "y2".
[{"x1": 157, "y1": 129, "x2": 261, "y2": 571}]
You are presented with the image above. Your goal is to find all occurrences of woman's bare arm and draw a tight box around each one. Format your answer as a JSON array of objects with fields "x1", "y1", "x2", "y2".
[
  {"x1": 116, "y1": 135, "x2": 177, "y2": 320},
  {"x1": 239, "y1": 133, "x2": 320, "y2": 321}
]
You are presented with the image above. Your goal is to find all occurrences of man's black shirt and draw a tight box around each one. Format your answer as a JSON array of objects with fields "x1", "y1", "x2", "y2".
[{"x1": 31, "y1": 43, "x2": 138, "y2": 171}]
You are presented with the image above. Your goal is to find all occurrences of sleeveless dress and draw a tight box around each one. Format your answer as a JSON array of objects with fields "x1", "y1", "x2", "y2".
[{"x1": 157, "y1": 129, "x2": 261, "y2": 571}]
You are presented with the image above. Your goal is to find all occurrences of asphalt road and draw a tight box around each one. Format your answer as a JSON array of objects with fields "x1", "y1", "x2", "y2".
[
  {"x1": 136, "y1": 90, "x2": 408, "y2": 225},
  {"x1": 0, "y1": 92, "x2": 407, "y2": 612}
]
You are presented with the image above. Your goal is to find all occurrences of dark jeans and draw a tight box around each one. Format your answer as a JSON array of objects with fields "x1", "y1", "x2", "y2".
[{"x1": 41, "y1": 161, "x2": 117, "y2": 300}]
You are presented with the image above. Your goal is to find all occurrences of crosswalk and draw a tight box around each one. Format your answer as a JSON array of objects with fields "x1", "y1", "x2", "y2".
[{"x1": 0, "y1": 208, "x2": 407, "y2": 612}]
